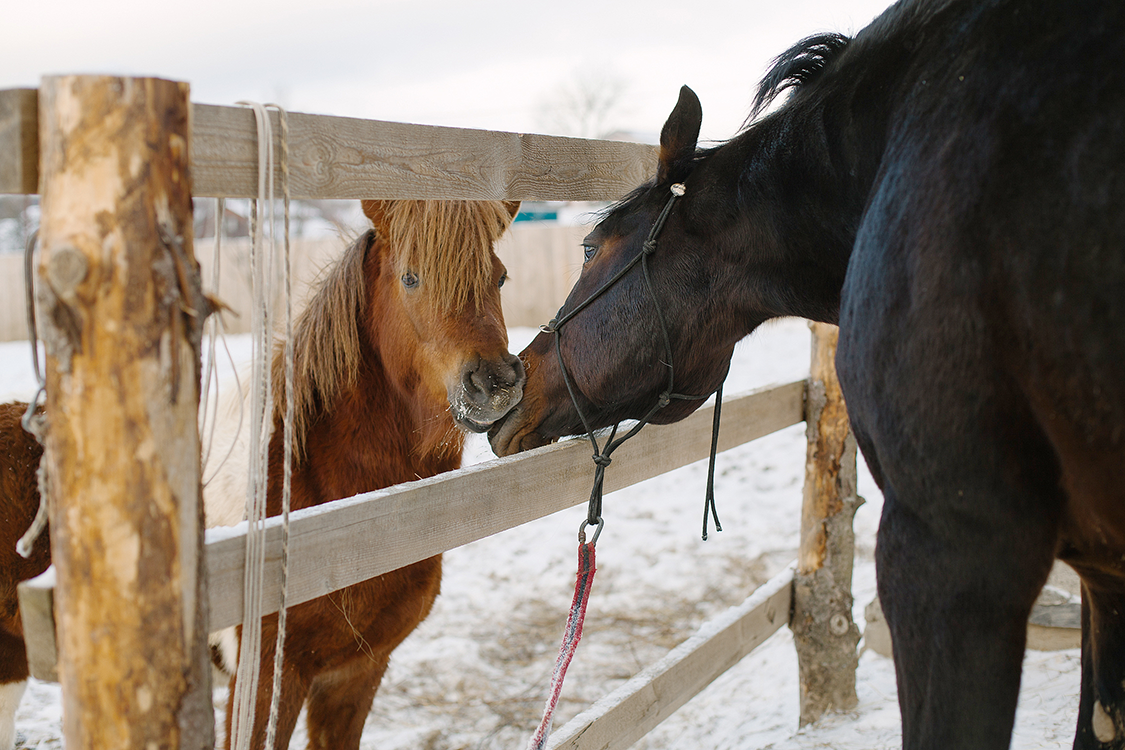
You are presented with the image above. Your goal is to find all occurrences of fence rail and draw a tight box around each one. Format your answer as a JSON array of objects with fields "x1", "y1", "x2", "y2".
[
  {"x1": 0, "y1": 88, "x2": 657, "y2": 201},
  {"x1": 204, "y1": 381, "x2": 805, "y2": 631}
]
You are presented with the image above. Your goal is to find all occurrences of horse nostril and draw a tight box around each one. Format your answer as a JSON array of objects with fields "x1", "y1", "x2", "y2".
[
  {"x1": 461, "y1": 355, "x2": 525, "y2": 408},
  {"x1": 461, "y1": 364, "x2": 489, "y2": 405},
  {"x1": 506, "y1": 353, "x2": 527, "y2": 389}
]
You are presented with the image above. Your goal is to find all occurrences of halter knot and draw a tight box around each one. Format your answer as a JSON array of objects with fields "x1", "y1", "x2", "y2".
[
  {"x1": 657, "y1": 391, "x2": 672, "y2": 408},
  {"x1": 592, "y1": 454, "x2": 612, "y2": 468},
  {"x1": 642, "y1": 239, "x2": 658, "y2": 255}
]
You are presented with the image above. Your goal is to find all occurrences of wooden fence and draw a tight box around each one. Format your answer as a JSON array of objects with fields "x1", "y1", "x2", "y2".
[{"x1": 0, "y1": 78, "x2": 860, "y2": 750}]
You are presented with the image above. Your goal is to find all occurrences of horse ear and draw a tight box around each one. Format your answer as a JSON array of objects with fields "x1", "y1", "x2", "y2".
[
  {"x1": 502, "y1": 201, "x2": 521, "y2": 219},
  {"x1": 361, "y1": 200, "x2": 390, "y2": 232},
  {"x1": 657, "y1": 86, "x2": 702, "y2": 184}
]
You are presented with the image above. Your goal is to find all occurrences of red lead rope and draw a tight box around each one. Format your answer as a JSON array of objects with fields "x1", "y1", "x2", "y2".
[{"x1": 526, "y1": 539, "x2": 598, "y2": 750}]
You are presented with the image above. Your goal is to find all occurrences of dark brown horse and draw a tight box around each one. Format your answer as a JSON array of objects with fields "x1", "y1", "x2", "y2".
[
  {"x1": 0, "y1": 199, "x2": 524, "y2": 750},
  {"x1": 490, "y1": 1, "x2": 1125, "y2": 748}
]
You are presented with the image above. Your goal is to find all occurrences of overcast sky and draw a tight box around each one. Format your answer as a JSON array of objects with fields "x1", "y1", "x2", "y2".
[{"x1": 3, "y1": 0, "x2": 891, "y2": 143}]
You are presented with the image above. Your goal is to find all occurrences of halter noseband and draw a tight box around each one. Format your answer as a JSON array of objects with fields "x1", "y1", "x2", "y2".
[{"x1": 540, "y1": 182, "x2": 726, "y2": 542}]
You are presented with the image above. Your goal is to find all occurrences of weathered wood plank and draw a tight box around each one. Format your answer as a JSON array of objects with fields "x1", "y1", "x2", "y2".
[
  {"x1": 191, "y1": 104, "x2": 657, "y2": 200},
  {"x1": 206, "y1": 381, "x2": 806, "y2": 631},
  {"x1": 17, "y1": 568, "x2": 58, "y2": 682},
  {"x1": 545, "y1": 565, "x2": 795, "y2": 750},
  {"x1": 0, "y1": 89, "x2": 38, "y2": 194},
  {"x1": 0, "y1": 89, "x2": 657, "y2": 200}
]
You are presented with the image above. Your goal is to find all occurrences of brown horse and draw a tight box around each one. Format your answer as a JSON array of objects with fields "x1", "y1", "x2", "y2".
[{"x1": 0, "y1": 199, "x2": 524, "y2": 750}]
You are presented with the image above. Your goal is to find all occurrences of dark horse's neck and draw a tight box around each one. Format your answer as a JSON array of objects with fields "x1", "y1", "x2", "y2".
[{"x1": 709, "y1": 14, "x2": 920, "y2": 330}]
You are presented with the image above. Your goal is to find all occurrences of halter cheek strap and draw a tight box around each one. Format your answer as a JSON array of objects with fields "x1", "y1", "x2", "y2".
[{"x1": 540, "y1": 182, "x2": 726, "y2": 542}]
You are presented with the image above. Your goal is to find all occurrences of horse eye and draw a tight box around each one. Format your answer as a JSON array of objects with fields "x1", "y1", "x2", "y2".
[
  {"x1": 401, "y1": 271, "x2": 419, "y2": 289},
  {"x1": 582, "y1": 244, "x2": 598, "y2": 262},
  {"x1": 498, "y1": 273, "x2": 508, "y2": 289}
]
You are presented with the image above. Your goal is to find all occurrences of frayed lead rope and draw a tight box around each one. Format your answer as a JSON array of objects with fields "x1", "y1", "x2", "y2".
[{"x1": 526, "y1": 535, "x2": 597, "y2": 750}]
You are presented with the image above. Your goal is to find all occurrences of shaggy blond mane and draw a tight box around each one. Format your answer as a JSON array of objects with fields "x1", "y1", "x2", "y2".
[{"x1": 272, "y1": 201, "x2": 515, "y2": 457}]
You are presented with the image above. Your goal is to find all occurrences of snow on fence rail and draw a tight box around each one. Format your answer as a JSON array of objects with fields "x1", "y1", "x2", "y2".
[{"x1": 1, "y1": 77, "x2": 859, "y2": 750}]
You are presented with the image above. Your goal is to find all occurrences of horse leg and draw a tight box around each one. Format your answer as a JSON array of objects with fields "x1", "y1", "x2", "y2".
[
  {"x1": 0, "y1": 624, "x2": 29, "y2": 750},
  {"x1": 875, "y1": 475, "x2": 1058, "y2": 750},
  {"x1": 221, "y1": 620, "x2": 310, "y2": 750},
  {"x1": 304, "y1": 655, "x2": 388, "y2": 750},
  {"x1": 302, "y1": 558, "x2": 442, "y2": 750},
  {"x1": 1074, "y1": 575, "x2": 1125, "y2": 749}
]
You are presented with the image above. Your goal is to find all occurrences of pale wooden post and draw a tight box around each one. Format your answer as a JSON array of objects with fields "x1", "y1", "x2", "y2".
[
  {"x1": 791, "y1": 321, "x2": 863, "y2": 725},
  {"x1": 37, "y1": 75, "x2": 212, "y2": 750}
]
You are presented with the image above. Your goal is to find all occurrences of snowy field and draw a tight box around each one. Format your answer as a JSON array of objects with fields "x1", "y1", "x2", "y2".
[{"x1": 1, "y1": 318, "x2": 1081, "y2": 749}]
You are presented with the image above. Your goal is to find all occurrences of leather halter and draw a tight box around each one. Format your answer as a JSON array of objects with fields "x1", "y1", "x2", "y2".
[{"x1": 540, "y1": 182, "x2": 726, "y2": 541}]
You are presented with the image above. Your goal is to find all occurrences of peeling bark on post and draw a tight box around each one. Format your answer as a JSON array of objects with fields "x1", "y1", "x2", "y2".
[
  {"x1": 37, "y1": 75, "x2": 212, "y2": 750},
  {"x1": 791, "y1": 321, "x2": 863, "y2": 726}
]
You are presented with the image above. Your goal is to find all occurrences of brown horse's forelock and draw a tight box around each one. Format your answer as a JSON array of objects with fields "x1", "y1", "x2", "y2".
[
  {"x1": 271, "y1": 201, "x2": 514, "y2": 458},
  {"x1": 383, "y1": 200, "x2": 514, "y2": 313}
]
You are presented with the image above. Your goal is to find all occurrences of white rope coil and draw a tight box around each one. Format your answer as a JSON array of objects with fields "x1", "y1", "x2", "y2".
[{"x1": 229, "y1": 100, "x2": 295, "y2": 750}]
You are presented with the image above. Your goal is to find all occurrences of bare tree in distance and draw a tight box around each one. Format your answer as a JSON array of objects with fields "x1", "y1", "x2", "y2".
[{"x1": 536, "y1": 68, "x2": 633, "y2": 139}]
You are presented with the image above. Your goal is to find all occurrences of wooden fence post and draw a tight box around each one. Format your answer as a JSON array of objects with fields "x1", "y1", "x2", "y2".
[
  {"x1": 791, "y1": 321, "x2": 863, "y2": 725},
  {"x1": 37, "y1": 75, "x2": 212, "y2": 750}
]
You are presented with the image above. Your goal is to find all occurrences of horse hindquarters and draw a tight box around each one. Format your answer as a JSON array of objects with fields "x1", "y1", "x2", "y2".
[
  {"x1": 841, "y1": 368, "x2": 1063, "y2": 749},
  {"x1": 838, "y1": 225, "x2": 1065, "y2": 749},
  {"x1": 224, "y1": 555, "x2": 442, "y2": 750}
]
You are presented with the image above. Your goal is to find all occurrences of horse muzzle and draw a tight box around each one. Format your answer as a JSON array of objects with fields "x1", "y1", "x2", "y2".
[{"x1": 450, "y1": 353, "x2": 526, "y2": 433}]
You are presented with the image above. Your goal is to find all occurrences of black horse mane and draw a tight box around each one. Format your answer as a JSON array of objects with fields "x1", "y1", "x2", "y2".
[
  {"x1": 596, "y1": 32, "x2": 852, "y2": 225},
  {"x1": 748, "y1": 32, "x2": 851, "y2": 121}
]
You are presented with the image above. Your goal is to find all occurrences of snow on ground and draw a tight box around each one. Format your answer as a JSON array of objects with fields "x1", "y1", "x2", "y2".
[{"x1": 1, "y1": 318, "x2": 1080, "y2": 749}]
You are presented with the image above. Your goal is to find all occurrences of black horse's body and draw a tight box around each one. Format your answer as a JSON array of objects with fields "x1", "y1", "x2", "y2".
[{"x1": 491, "y1": 1, "x2": 1125, "y2": 747}]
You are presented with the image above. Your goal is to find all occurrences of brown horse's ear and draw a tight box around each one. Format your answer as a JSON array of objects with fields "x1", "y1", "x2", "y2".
[
  {"x1": 361, "y1": 200, "x2": 390, "y2": 232},
  {"x1": 657, "y1": 86, "x2": 702, "y2": 184},
  {"x1": 502, "y1": 201, "x2": 521, "y2": 219}
]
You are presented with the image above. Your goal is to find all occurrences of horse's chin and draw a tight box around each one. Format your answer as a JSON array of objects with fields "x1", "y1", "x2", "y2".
[
  {"x1": 450, "y1": 396, "x2": 523, "y2": 435},
  {"x1": 487, "y1": 404, "x2": 554, "y2": 457},
  {"x1": 455, "y1": 414, "x2": 498, "y2": 434}
]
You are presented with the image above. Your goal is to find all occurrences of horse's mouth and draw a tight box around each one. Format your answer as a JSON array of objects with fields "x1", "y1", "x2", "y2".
[
  {"x1": 450, "y1": 388, "x2": 523, "y2": 435},
  {"x1": 456, "y1": 414, "x2": 497, "y2": 434},
  {"x1": 487, "y1": 403, "x2": 555, "y2": 457}
]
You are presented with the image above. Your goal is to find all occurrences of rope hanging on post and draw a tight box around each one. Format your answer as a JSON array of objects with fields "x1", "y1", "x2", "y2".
[
  {"x1": 229, "y1": 100, "x2": 295, "y2": 750},
  {"x1": 16, "y1": 229, "x2": 49, "y2": 560}
]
